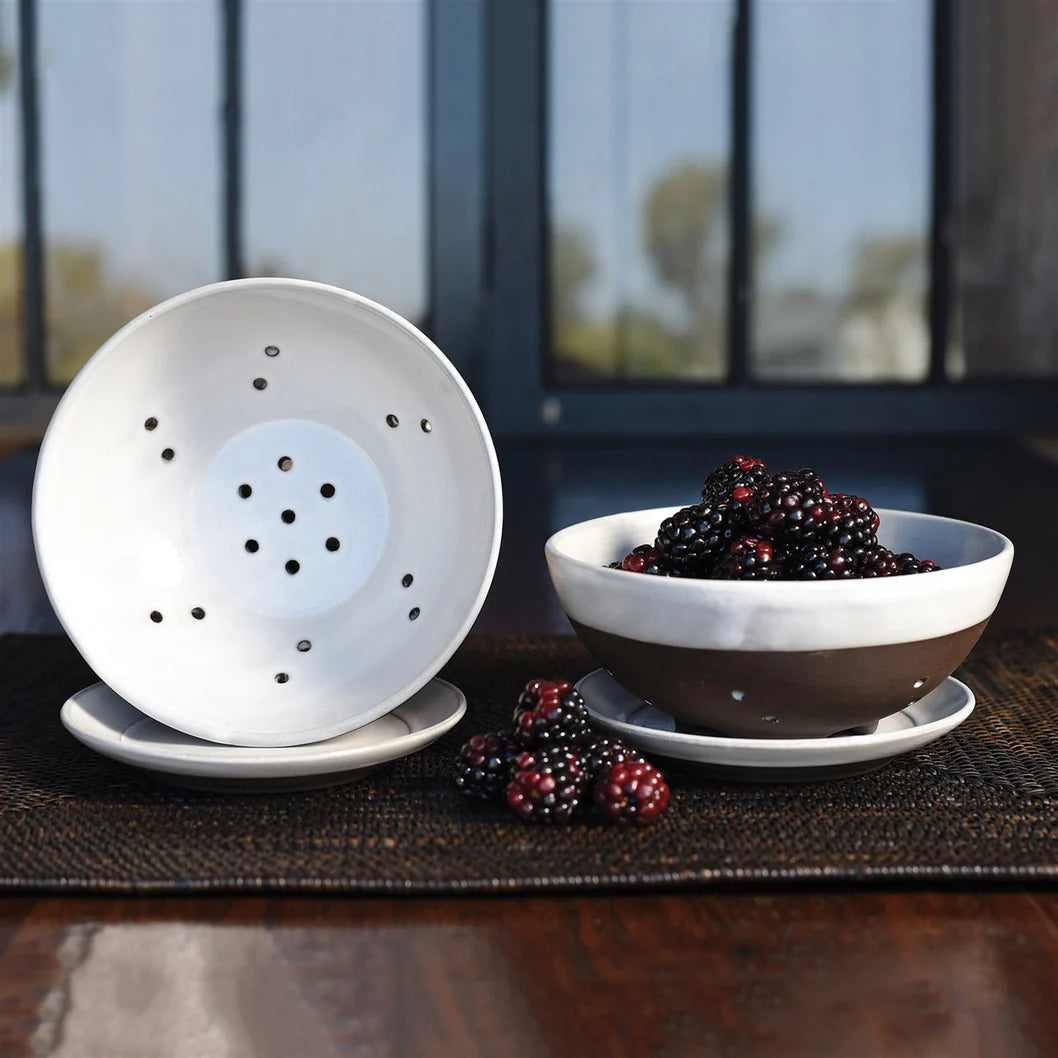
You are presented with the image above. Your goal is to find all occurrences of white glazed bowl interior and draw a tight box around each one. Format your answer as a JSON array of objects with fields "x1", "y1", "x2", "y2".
[
  {"x1": 545, "y1": 507, "x2": 1012, "y2": 738},
  {"x1": 34, "y1": 279, "x2": 502, "y2": 747}
]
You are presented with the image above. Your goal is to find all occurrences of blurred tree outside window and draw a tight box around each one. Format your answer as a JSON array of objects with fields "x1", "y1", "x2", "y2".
[
  {"x1": 752, "y1": 0, "x2": 930, "y2": 383},
  {"x1": 548, "y1": 0, "x2": 732, "y2": 384}
]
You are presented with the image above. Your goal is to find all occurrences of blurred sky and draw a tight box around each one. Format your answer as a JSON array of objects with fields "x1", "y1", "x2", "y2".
[{"x1": 0, "y1": 0, "x2": 928, "y2": 325}]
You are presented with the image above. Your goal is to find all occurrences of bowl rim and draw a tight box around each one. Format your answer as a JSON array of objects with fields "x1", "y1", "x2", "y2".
[{"x1": 545, "y1": 505, "x2": 1013, "y2": 590}]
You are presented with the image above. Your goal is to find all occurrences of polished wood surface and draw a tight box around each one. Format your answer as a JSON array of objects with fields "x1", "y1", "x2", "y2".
[
  {"x1": 1, "y1": 891, "x2": 1057, "y2": 1057},
  {"x1": 1, "y1": 437, "x2": 1057, "y2": 1056}
]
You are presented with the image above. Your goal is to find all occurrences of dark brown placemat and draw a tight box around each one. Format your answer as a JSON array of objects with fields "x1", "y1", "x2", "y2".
[{"x1": 0, "y1": 629, "x2": 1055, "y2": 894}]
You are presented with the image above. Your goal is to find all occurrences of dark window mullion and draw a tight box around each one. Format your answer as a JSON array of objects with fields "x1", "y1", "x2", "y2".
[
  {"x1": 483, "y1": 0, "x2": 547, "y2": 432},
  {"x1": 726, "y1": 0, "x2": 752, "y2": 386},
  {"x1": 222, "y1": 0, "x2": 243, "y2": 280},
  {"x1": 428, "y1": 0, "x2": 486, "y2": 387},
  {"x1": 17, "y1": 0, "x2": 44, "y2": 391},
  {"x1": 928, "y1": 0, "x2": 956, "y2": 384}
]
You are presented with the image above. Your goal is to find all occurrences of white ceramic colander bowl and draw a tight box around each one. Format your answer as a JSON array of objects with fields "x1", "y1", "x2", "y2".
[{"x1": 33, "y1": 279, "x2": 502, "y2": 747}]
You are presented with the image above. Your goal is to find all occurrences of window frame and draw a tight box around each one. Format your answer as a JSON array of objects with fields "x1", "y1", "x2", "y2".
[
  {"x1": 6, "y1": 0, "x2": 1058, "y2": 441},
  {"x1": 481, "y1": 0, "x2": 1058, "y2": 438}
]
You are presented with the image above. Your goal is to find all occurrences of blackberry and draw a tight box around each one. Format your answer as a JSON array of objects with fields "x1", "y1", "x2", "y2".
[
  {"x1": 617, "y1": 544, "x2": 670, "y2": 575},
  {"x1": 655, "y1": 502, "x2": 747, "y2": 577},
  {"x1": 581, "y1": 737, "x2": 644, "y2": 782},
  {"x1": 702, "y1": 455, "x2": 769, "y2": 505},
  {"x1": 716, "y1": 534, "x2": 782, "y2": 580},
  {"x1": 515, "y1": 677, "x2": 571, "y2": 713},
  {"x1": 748, "y1": 469, "x2": 831, "y2": 542},
  {"x1": 507, "y1": 749, "x2": 587, "y2": 823},
  {"x1": 514, "y1": 680, "x2": 592, "y2": 747},
  {"x1": 858, "y1": 547, "x2": 901, "y2": 578},
  {"x1": 454, "y1": 730, "x2": 519, "y2": 802},
  {"x1": 512, "y1": 745, "x2": 587, "y2": 784},
  {"x1": 783, "y1": 543, "x2": 857, "y2": 580},
  {"x1": 821, "y1": 494, "x2": 879, "y2": 558},
  {"x1": 594, "y1": 761, "x2": 671, "y2": 827},
  {"x1": 896, "y1": 552, "x2": 943, "y2": 575}
]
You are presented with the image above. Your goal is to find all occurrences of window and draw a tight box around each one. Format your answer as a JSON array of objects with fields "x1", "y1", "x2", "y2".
[
  {"x1": 4, "y1": 0, "x2": 1058, "y2": 438},
  {"x1": 39, "y1": 0, "x2": 220, "y2": 384},
  {"x1": 243, "y1": 0, "x2": 426, "y2": 326},
  {"x1": 547, "y1": 1, "x2": 733, "y2": 384},
  {"x1": 4, "y1": 0, "x2": 425, "y2": 434},
  {"x1": 484, "y1": 0, "x2": 1058, "y2": 436},
  {"x1": 752, "y1": 0, "x2": 931, "y2": 383}
]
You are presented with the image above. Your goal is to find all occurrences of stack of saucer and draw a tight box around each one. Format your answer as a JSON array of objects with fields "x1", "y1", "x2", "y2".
[
  {"x1": 576, "y1": 669, "x2": 975, "y2": 783},
  {"x1": 33, "y1": 280, "x2": 501, "y2": 791}
]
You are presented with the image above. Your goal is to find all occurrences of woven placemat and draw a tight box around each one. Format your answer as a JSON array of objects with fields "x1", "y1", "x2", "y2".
[{"x1": 0, "y1": 629, "x2": 1055, "y2": 894}]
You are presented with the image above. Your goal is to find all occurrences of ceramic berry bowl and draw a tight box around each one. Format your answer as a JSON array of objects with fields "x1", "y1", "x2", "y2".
[
  {"x1": 34, "y1": 278, "x2": 502, "y2": 748},
  {"x1": 545, "y1": 507, "x2": 1013, "y2": 739}
]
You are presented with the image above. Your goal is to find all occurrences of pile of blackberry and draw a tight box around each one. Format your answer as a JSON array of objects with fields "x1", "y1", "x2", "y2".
[
  {"x1": 610, "y1": 455, "x2": 941, "y2": 581},
  {"x1": 454, "y1": 678, "x2": 670, "y2": 826}
]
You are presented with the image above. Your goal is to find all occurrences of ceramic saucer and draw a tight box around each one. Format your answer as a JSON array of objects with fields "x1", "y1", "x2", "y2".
[
  {"x1": 34, "y1": 279, "x2": 501, "y2": 747},
  {"x1": 61, "y1": 677, "x2": 466, "y2": 793},
  {"x1": 577, "y1": 669, "x2": 975, "y2": 782}
]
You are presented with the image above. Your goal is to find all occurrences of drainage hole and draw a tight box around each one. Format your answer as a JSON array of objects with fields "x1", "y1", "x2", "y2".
[
  {"x1": 281, "y1": 509, "x2": 296, "y2": 524},
  {"x1": 245, "y1": 539, "x2": 260, "y2": 553},
  {"x1": 144, "y1": 417, "x2": 158, "y2": 431},
  {"x1": 191, "y1": 607, "x2": 206, "y2": 620},
  {"x1": 161, "y1": 448, "x2": 175, "y2": 461},
  {"x1": 325, "y1": 537, "x2": 340, "y2": 552},
  {"x1": 409, "y1": 607, "x2": 420, "y2": 621},
  {"x1": 238, "y1": 483, "x2": 253, "y2": 499},
  {"x1": 386, "y1": 414, "x2": 399, "y2": 428},
  {"x1": 275, "y1": 672, "x2": 290, "y2": 684},
  {"x1": 149, "y1": 611, "x2": 163, "y2": 623},
  {"x1": 278, "y1": 455, "x2": 293, "y2": 471},
  {"x1": 253, "y1": 377, "x2": 268, "y2": 390},
  {"x1": 285, "y1": 559, "x2": 300, "y2": 575},
  {"x1": 320, "y1": 483, "x2": 335, "y2": 498},
  {"x1": 420, "y1": 419, "x2": 432, "y2": 433},
  {"x1": 264, "y1": 344, "x2": 280, "y2": 357},
  {"x1": 297, "y1": 640, "x2": 312, "y2": 652},
  {"x1": 402, "y1": 573, "x2": 414, "y2": 588}
]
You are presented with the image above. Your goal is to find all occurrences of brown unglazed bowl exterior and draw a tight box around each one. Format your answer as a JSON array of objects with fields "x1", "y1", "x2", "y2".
[{"x1": 569, "y1": 617, "x2": 989, "y2": 739}]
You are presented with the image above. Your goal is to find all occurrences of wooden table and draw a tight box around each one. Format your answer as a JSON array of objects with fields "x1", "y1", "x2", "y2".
[{"x1": 1, "y1": 438, "x2": 1056, "y2": 1057}]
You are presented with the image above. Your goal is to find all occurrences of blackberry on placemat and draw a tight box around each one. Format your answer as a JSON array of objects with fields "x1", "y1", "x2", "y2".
[
  {"x1": 582, "y1": 736, "x2": 645, "y2": 781},
  {"x1": 453, "y1": 730, "x2": 519, "y2": 801},
  {"x1": 507, "y1": 748, "x2": 588, "y2": 824},
  {"x1": 594, "y1": 761, "x2": 671, "y2": 828},
  {"x1": 514, "y1": 680, "x2": 592, "y2": 747}
]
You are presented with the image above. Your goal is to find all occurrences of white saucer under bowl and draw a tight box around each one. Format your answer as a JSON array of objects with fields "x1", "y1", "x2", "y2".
[
  {"x1": 61, "y1": 678, "x2": 466, "y2": 792},
  {"x1": 34, "y1": 279, "x2": 501, "y2": 747},
  {"x1": 577, "y1": 669, "x2": 975, "y2": 782}
]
